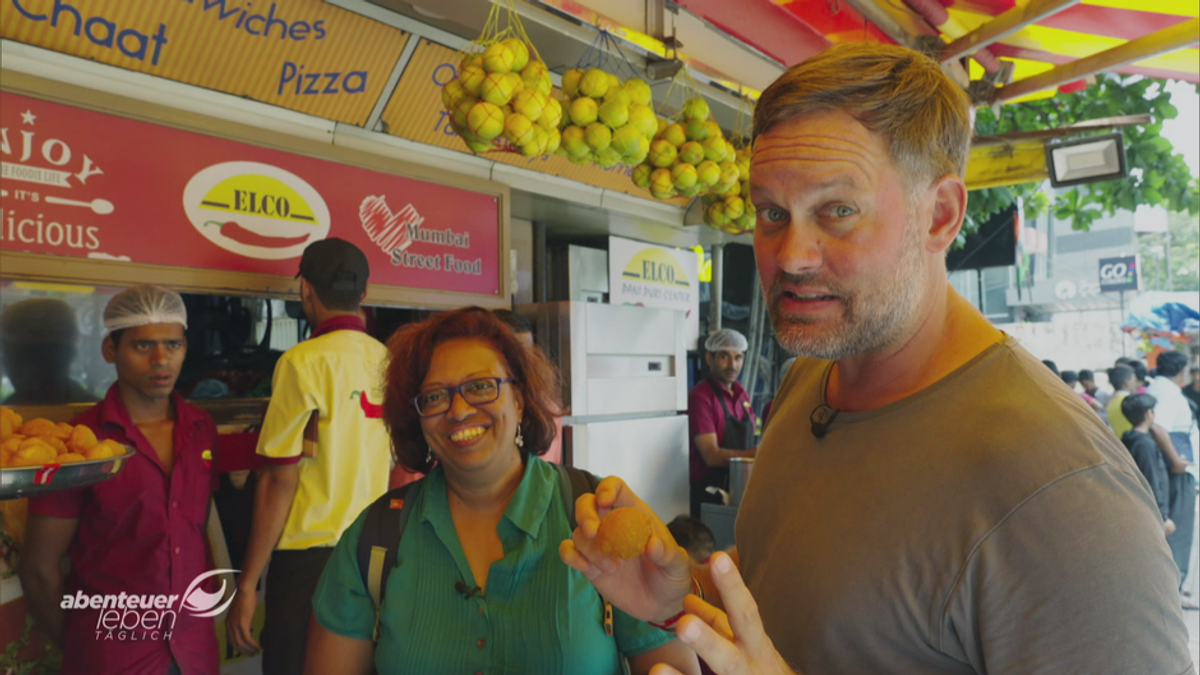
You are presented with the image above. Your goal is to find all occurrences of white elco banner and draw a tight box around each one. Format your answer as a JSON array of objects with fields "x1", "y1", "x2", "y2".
[{"x1": 608, "y1": 236, "x2": 700, "y2": 347}]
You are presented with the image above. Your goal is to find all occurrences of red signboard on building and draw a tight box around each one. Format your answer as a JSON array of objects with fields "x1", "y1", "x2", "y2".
[{"x1": 0, "y1": 93, "x2": 501, "y2": 296}]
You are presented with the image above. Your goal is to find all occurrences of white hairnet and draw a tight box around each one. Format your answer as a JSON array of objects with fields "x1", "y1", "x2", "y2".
[
  {"x1": 103, "y1": 285, "x2": 188, "y2": 334},
  {"x1": 705, "y1": 328, "x2": 748, "y2": 353}
]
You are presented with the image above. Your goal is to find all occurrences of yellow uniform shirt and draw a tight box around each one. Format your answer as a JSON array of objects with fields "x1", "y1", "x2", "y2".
[
  {"x1": 257, "y1": 321, "x2": 392, "y2": 550},
  {"x1": 1108, "y1": 391, "x2": 1132, "y2": 439}
]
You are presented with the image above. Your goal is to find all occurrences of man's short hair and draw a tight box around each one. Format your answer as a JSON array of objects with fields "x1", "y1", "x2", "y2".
[
  {"x1": 1042, "y1": 360, "x2": 1059, "y2": 376},
  {"x1": 753, "y1": 41, "x2": 972, "y2": 190},
  {"x1": 1078, "y1": 369, "x2": 1095, "y2": 383},
  {"x1": 1114, "y1": 357, "x2": 1134, "y2": 367},
  {"x1": 1108, "y1": 365, "x2": 1135, "y2": 390},
  {"x1": 0, "y1": 299, "x2": 79, "y2": 346},
  {"x1": 1156, "y1": 351, "x2": 1188, "y2": 378},
  {"x1": 1061, "y1": 370, "x2": 1078, "y2": 385},
  {"x1": 298, "y1": 238, "x2": 369, "y2": 312},
  {"x1": 667, "y1": 515, "x2": 716, "y2": 564},
  {"x1": 1121, "y1": 393, "x2": 1157, "y2": 427},
  {"x1": 492, "y1": 309, "x2": 532, "y2": 336},
  {"x1": 1129, "y1": 359, "x2": 1148, "y2": 383}
]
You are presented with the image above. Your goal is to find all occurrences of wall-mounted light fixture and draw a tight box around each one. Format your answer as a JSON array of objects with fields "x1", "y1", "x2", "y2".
[{"x1": 1045, "y1": 132, "x2": 1127, "y2": 187}]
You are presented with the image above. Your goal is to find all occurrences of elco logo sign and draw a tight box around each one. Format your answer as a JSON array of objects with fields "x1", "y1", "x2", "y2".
[
  {"x1": 1098, "y1": 255, "x2": 1140, "y2": 292},
  {"x1": 61, "y1": 569, "x2": 237, "y2": 641}
]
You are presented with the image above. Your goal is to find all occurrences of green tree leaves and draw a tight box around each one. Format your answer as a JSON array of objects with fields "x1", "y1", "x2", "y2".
[
  {"x1": 1138, "y1": 210, "x2": 1200, "y2": 292},
  {"x1": 967, "y1": 75, "x2": 1199, "y2": 235}
]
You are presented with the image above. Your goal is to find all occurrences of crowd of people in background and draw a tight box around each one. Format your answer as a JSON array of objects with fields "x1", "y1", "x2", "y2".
[{"x1": 1048, "y1": 351, "x2": 1200, "y2": 611}]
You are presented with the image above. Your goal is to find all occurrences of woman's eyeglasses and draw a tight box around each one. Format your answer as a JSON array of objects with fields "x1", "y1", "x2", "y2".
[{"x1": 412, "y1": 377, "x2": 517, "y2": 417}]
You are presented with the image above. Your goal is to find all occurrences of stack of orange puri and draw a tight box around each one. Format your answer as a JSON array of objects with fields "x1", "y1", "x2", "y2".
[{"x1": 0, "y1": 407, "x2": 123, "y2": 468}]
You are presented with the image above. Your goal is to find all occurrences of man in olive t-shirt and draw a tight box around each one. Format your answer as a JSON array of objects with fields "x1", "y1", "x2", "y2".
[
  {"x1": 559, "y1": 41, "x2": 1193, "y2": 675},
  {"x1": 742, "y1": 339, "x2": 1188, "y2": 673}
]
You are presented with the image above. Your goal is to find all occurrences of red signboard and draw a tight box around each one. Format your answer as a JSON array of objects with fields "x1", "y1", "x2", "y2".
[{"x1": 0, "y1": 93, "x2": 501, "y2": 295}]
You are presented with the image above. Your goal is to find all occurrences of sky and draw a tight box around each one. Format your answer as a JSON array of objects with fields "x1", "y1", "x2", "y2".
[{"x1": 1162, "y1": 80, "x2": 1200, "y2": 177}]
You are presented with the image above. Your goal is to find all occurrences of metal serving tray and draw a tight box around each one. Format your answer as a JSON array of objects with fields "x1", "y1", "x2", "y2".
[{"x1": 0, "y1": 446, "x2": 136, "y2": 500}]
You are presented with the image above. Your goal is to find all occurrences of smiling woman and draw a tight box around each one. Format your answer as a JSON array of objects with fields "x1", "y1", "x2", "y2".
[
  {"x1": 302, "y1": 307, "x2": 699, "y2": 675},
  {"x1": 382, "y1": 307, "x2": 561, "y2": 474}
]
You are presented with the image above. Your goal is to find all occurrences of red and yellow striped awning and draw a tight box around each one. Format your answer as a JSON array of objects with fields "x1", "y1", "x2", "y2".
[{"x1": 675, "y1": 0, "x2": 1198, "y2": 101}]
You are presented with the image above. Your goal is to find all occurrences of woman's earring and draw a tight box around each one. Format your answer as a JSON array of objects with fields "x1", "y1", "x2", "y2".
[
  {"x1": 515, "y1": 422, "x2": 525, "y2": 448},
  {"x1": 426, "y1": 447, "x2": 433, "y2": 464}
]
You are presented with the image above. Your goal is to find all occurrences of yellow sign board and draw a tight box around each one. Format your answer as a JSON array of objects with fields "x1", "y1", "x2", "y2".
[
  {"x1": 966, "y1": 141, "x2": 1049, "y2": 191},
  {"x1": 1, "y1": 0, "x2": 408, "y2": 125},
  {"x1": 381, "y1": 39, "x2": 686, "y2": 204}
]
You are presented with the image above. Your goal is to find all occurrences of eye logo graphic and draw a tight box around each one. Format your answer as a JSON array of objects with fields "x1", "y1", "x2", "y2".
[{"x1": 181, "y1": 569, "x2": 239, "y2": 618}]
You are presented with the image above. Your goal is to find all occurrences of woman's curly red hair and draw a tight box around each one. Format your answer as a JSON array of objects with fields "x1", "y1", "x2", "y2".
[{"x1": 382, "y1": 306, "x2": 561, "y2": 473}]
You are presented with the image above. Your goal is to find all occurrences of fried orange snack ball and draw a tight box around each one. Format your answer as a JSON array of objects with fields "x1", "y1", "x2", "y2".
[
  {"x1": 56, "y1": 453, "x2": 87, "y2": 464},
  {"x1": 17, "y1": 418, "x2": 56, "y2": 438},
  {"x1": 595, "y1": 507, "x2": 654, "y2": 561},
  {"x1": 0, "y1": 408, "x2": 22, "y2": 440},
  {"x1": 85, "y1": 440, "x2": 125, "y2": 461},
  {"x1": 37, "y1": 436, "x2": 68, "y2": 456},
  {"x1": 13, "y1": 439, "x2": 56, "y2": 466},
  {"x1": 67, "y1": 425, "x2": 99, "y2": 454},
  {"x1": 1, "y1": 437, "x2": 27, "y2": 468},
  {"x1": 18, "y1": 437, "x2": 51, "y2": 453}
]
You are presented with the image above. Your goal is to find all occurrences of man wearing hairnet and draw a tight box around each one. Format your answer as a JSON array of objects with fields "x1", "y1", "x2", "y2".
[
  {"x1": 687, "y1": 328, "x2": 757, "y2": 517},
  {"x1": 20, "y1": 285, "x2": 220, "y2": 675}
]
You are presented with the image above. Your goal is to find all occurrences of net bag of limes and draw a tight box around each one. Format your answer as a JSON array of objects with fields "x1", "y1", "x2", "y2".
[
  {"x1": 556, "y1": 28, "x2": 658, "y2": 168},
  {"x1": 631, "y1": 70, "x2": 738, "y2": 202},
  {"x1": 701, "y1": 94, "x2": 755, "y2": 234},
  {"x1": 440, "y1": 1, "x2": 563, "y2": 157}
]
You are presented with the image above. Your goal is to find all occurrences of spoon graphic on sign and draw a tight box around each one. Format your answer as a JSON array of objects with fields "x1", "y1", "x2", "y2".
[{"x1": 44, "y1": 196, "x2": 115, "y2": 215}]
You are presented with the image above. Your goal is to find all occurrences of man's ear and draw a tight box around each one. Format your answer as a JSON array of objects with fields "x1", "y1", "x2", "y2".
[
  {"x1": 924, "y1": 174, "x2": 968, "y2": 255},
  {"x1": 359, "y1": 285, "x2": 368, "y2": 305},
  {"x1": 102, "y1": 335, "x2": 117, "y2": 364}
]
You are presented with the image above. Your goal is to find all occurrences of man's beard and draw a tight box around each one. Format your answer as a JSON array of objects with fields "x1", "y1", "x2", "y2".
[{"x1": 768, "y1": 224, "x2": 926, "y2": 361}]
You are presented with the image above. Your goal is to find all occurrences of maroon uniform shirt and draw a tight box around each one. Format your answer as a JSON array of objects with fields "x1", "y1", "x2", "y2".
[
  {"x1": 687, "y1": 377, "x2": 755, "y2": 486},
  {"x1": 29, "y1": 385, "x2": 220, "y2": 675}
]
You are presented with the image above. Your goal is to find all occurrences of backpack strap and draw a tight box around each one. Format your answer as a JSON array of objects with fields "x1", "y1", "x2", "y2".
[
  {"x1": 553, "y1": 463, "x2": 613, "y2": 636},
  {"x1": 554, "y1": 463, "x2": 601, "y2": 531},
  {"x1": 356, "y1": 479, "x2": 421, "y2": 642}
]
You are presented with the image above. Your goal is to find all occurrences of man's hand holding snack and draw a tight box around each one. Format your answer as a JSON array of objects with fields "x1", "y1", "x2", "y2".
[{"x1": 650, "y1": 552, "x2": 798, "y2": 675}]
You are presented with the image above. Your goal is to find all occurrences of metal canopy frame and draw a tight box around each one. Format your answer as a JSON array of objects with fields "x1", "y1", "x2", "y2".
[
  {"x1": 696, "y1": 0, "x2": 1197, "y2": 104},
  {"x1": 971, "y1": 114, "x2": 1152, "y2": 148},
  {"x1": 940, "y1": 0, "x2": 1081, "y2": 65},
  {"x1": 994, "y1": 18, "x2": 1200, "y2": 103}
]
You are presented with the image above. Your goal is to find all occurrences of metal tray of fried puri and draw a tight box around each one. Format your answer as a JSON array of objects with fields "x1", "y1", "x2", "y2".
[{"x1": 0, "y1": 446, "x2": 136, "y2": 500}]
